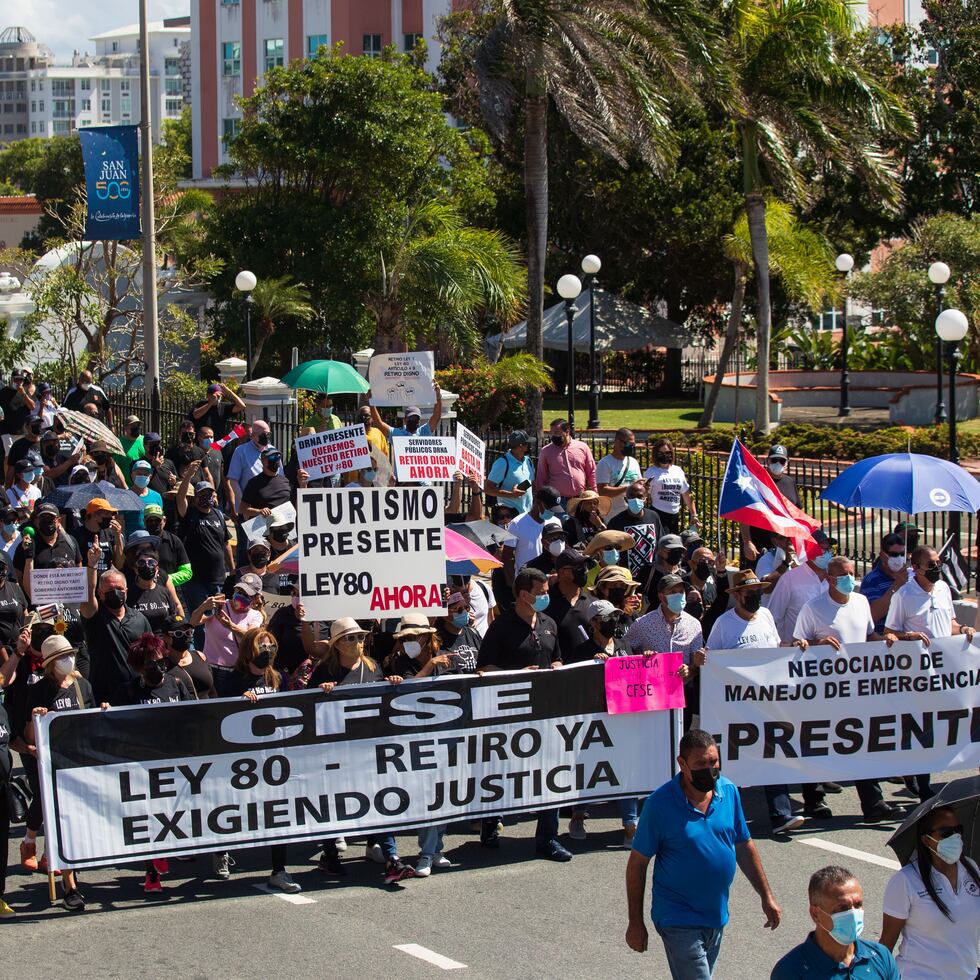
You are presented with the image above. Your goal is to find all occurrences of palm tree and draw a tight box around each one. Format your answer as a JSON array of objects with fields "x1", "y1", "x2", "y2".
[
  {"x1": 700, "y1": 200, "x2": 835, "y2": 427},
  {"x1": 727, "y1": 0, "x2": 914, "y2": 435},
  {"x1": 364, "y1": 198, "x2": 526, "y2": 358},
  {"x1": 246, "y1": 276, "x2": 315, "y2": 374},
  {"x1": 457, "y1": 0, "x2": 724, "y2": 433}
]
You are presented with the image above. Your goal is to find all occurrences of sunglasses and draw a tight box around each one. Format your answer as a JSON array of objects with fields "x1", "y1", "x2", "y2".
[
  {"x1": 886, "y1": 550, "x2": 905, "y2": 558},
  {"x1": 929, "y1": 825, "x2": 964, "y2": 840},
  {"x1": 169, "y1": 628, "x2": 194, "y2": 640}
]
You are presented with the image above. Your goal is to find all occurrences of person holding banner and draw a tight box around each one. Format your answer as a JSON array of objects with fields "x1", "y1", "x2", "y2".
[
  {"x1": 25, "y1": 634, "x2": 103, "y2": 911},
  {"x1": 368, "y1": 382, "x2": 442, "y2": 439},
  {"x1": 624, "y1": 574, "x2": 702, "y2": 671},
  {"x1": 626, "y1": 729, "x2": 781, "y2": 976},
  {"x1": 880, "y1": 807, "x2": 980, "y2": 980},
  {"x1": 240, "y1": 448, "x2": 295, "y2": 520},
  {"x1": 357, "y1": 406, "x2": 390, "y2": 458},
  {"x1": 434, "y1": 590, "x2": 483, "y2": 672},
  {"x1": 766, "y1": 529, "x2": 836, "y2": 644}
]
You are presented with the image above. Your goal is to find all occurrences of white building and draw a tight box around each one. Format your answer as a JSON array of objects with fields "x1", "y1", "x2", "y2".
[{"x1": 0, "y1": 19, "x2": 190, "y2": 147}]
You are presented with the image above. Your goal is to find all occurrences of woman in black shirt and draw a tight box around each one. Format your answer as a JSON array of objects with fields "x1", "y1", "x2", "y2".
[
  {"x1": 124, "y1": 541, "x2": 181, "y2": 631},
  {"x1": 382, "y1": 614, "x2": 451, "y2": 680},
  {"x1": 160, "y1": 616, "x2": 214, "y2": 698},
  {"x1": 24, "y1": 634, "x2": 99, "y2": 912},
  {"x1": 0, "y1": 553, "x2": 28, "y2": 652}
]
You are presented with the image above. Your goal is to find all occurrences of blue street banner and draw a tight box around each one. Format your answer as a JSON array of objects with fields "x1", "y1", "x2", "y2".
[{"x1": 79, "y1": 125, "x2": 141, "y2": 240}]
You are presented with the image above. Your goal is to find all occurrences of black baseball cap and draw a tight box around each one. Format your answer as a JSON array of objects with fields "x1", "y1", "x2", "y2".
[
  {"x1": 555, "y1": 548, "x2": 588, "y2": 570},
  {"x1": 536, "y1": 485, "x2": 561, "y2": 508}
]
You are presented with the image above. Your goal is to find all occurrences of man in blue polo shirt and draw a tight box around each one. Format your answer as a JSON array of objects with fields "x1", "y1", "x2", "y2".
[
  {"x1": 625, "y1": 729, "x2": 781, "y2": 978},
  {"x1": 771, "y1": 865, "x2": 899, "y2": 979}
]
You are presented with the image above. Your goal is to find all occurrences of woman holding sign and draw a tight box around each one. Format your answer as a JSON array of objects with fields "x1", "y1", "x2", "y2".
[{"x1": 307, "y1": 618, "x2": 419, "y2": 885}]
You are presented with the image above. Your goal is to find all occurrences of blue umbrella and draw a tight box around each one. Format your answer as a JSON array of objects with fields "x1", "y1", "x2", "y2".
[
  {"x1": 44, "y1": 480, "x2": 146, "y2": 513},
  {"x1": 820, "y1": 453, "x2": 980, "y2": 513}
]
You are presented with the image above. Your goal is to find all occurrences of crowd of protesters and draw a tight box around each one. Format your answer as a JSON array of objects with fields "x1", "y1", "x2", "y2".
[{"x1": 0, "y1": 369, "x2": 977, "y2": 978}]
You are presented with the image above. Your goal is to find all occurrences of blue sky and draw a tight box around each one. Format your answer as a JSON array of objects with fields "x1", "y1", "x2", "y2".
[{"x1": 1, "y1": 1, "x2": 189, "y2": 63}]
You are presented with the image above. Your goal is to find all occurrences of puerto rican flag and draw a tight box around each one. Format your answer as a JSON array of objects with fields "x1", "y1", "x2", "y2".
[{"x1": 719, "y1": 439, "x2": 819, "y2": 547}]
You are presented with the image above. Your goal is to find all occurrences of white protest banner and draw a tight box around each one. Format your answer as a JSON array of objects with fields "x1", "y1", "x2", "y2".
[
  {"x1": 294, "y1": 424, "x2": 371, "y2": 481},
  {"x1": 30, "y1": 566, "x2": 89, "y2": 605},
  {"x1": 240, "y1": 501, "x2": 296, "y2": 545},
  {"x1": 36, "y1": 664, "x2": 679, "y2": 870},
  {"x1": 261, "y1": 591, "x2": 293, "y2": 611},
  {"x1": 391, "y1": 435, "x2": 457, "y2": 483},
  {"x1": 297, "y1": 485, "x2": 446, "y2": 620},
  {"x1": 701, "y1": 638, "x2": 980, "y2": 787},
  {"x1": 455, "y1": 422, "x2": 485, "y2": 486},
  {"x1": 368, "y1": 351, "x2": 435, "y2": 407}
]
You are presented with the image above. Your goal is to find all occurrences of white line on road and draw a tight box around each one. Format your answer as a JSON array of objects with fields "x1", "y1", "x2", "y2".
[
  {"x1": 252, "y1": 883, "x2": 318, "y2": 905},
  {"x1": 798, "y1": 837, "x2": 901, "y2": 871},
  {"x1": 394, "y1": 944, "x2": 467, "y2": 970}
]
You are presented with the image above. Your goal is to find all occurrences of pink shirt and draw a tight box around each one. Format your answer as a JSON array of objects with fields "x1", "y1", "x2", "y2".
[
  {"x1": 203, "y1": 605, "x2": 265, "y2": 668},
  {"x1": 535, "y1": 439, "x2": 597, "y2": 498}
]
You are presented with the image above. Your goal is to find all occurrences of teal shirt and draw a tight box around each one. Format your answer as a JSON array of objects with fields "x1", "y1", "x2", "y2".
[{"x1": 771, "y1": 935, "x2": 900, "y2": 980}]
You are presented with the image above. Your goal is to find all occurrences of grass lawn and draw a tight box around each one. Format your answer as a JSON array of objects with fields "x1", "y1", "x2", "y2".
[
  {"x1": 959, "y1": 418, "x2": 980, "y2": 435},
  {"x1": 542, "y1": 395, "x2": 702, "y2": 432}
]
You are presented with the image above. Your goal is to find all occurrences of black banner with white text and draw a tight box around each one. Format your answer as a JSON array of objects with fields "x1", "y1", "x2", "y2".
[{"x1": 37, "y1": 665, "x2": 678, "y2": 870}]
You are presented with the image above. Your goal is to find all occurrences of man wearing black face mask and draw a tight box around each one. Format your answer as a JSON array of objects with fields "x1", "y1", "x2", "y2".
[
  {"x1": 142, "y1": 504, "x2": 191, "y2": 587},
  {"x1": 240, "y1": 446, "x2": 293, "y2": 520},
  {"x1": 644, "y1": 533, "x2": 688, "y2": 607},
  {"x1": 73, "y1": 498, "x2": 124, "y2": 574},
  {"x1": 14, "y1": 503, "x2": 82, "y2": 598},
  {"x1": 225, "y1": 538, "x2": 279, "y2": 596},
  {"x1": 4, "y1": 416, "x2": 43, "y2": 489},
  {"x1": 569, "y1": 598, "x2": 630, "y2": 663},
  {"x1": 546, "y1": 549, "x2": 593, "y2": 662},
  {"x1": 39, "y1": 429, "x2": 77, "y2": 487},
  {"x1": 597, "y1": 428, "x2": 642, "y2": 518},
  {"x1": 626, "y1": 729, "x2": 781, "y2": 970},
  {"x1": 686, "y1": 545, "x2": 732, "y2": 637},
  {"x1": 80, "y1": 551, "x2": 151, "y2": 703},
  {"x1": 367, "y1": 381, "x2": 443, "y2": 441},
  {"x1": 536, "y1": 418, "x2": 596, "y2": 506}
]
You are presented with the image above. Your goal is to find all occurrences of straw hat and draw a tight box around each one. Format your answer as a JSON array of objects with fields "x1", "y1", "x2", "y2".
[
  {"x1": 328, "y1": 617, "x2": 369, "y2": 645},
  {"x1": 583, "y1": 529, "x2": 636, "y2": 558},
  {"x1": 392, "y1": 613, "x2": 438, "y2": 639},
  {"x1": 567, "y1": 489, "x2": 611, "y2": 520},
  {"x1": 728, "y1": 569, "x2": 774, "y2": 593}
]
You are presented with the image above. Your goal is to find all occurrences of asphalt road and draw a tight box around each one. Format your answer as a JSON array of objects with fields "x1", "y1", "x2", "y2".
[{"x1": 2, "y1": 773, "x2": 950, "y2": 979}]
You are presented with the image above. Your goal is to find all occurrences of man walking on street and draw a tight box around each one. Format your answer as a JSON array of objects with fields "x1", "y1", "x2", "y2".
[{"x1": 625, "y1": 729, "x2": 781, "y2": 978}]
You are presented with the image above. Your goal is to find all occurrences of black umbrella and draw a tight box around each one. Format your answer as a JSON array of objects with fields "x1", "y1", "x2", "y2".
[
  {"x1": 43, "y1": 480, "x2": 146, "y2": 514},
  {"x1": 887, "y1": 775, "x2": 980, "y2": 865},
  {"x1": 448, "y1": 520, "x2": 517, "y2": 550}
]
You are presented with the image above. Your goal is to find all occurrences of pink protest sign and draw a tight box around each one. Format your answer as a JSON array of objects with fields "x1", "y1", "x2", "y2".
[{"x1": 604, "y1": 653, "x2": 686, "y2": 714}]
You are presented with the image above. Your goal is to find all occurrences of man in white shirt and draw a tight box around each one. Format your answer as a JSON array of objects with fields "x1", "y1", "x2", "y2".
[
  {"x1": 793, "y1": 556, "x2": 900, "y2": 823},
  {"x1": 766, "y1": 529, "x2": 835, "y2": 643},
  {"x1": 702, "y1": 569, "x2": 808, "y2": 834},
  {"x1": 596, "y1": 428, "x2": 642, "y2": 519},
  {"x1": 502, "y1": 486, "x2": 563, "y2": 582},
  {"x1": 884, "y1": 545, "x2": 976, "y2": 804}
]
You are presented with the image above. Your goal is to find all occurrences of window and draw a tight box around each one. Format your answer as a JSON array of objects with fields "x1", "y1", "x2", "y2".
[
  {"x1": 30, "y1": 80, "x2": 35, "y2": 92},
  {"x1": 3, "y1": 124, "x2": 13, "y2": 134},
  {"x1": 52, "y1": 79, "x2": 74, "y2": 97},
  {"x1": 404, "y1": 33, "x2": 423, "y2": 52},
  {"x1": 112, "y1": 41, "x2": 118, "y2": 52},
  {"x1": 264, "y1": 38, "x2": 284, "y2": 71},
  {"x1": 221, "y1": 0, "x2": 240, "y2": 5},
  {"x1": 363, "y1": 34, "x2": 382, "y2": 58},
  {"x1": 80, "y1": 98, "x2": 91, "y2": 111},
  {"x1": 121, "y1": 95, "x2": 131, "y2": 114},
  {"x1": 165, "y1": 98, "x2": 183, "y2": 114},
  {"x1": 80, "y1": 78, "x2": 91, "y2": 91},
  {"x1": 38, "y1": 100, "x2": 44, "y2": 111},
  {"x1": 16, "y1": 123, "x2": 25, "y2": 133},
  {"x1": 37, "y1": 80, "x2": 44, "y2": 91},
  {"x1": 101, "y1": 97, "x2": 111, "y2": 113},
  {"x1": 53, "y1": 121, "x2": 70, "y2": 134},
  {"x1": 37, "y1": 122, "x2": 45, "y2": 133},
  {"x1": 166, "y1": 76, "x2": 182, "y2": 95},
  {"x1": 121, "y1": 79, "x2": 130, "y2": 92},
  {"x1": 80, "y1": 119, "x2": 91, "y2": 127},
  {"x1": 307, "y1": 34, "x2": 328, "y2": 57},
  {"x1": 222, "y1": 117, "x2": 241, "y2": 142},
  {"x1": 30, "y1": 101, "x2": 35, "y2": 112},
  {"x1": 926, "y1": 47, "x2": 939, "y2": 66},
  {"x1": 222, "y1": 41, "x2": 241, "y2": 76},
  {"x1": 30, "y1": 121, "x2": 36, "y2": 133},
  {"x1": 2, "y1": 105, "x2": 11, "y2": 114},
  {"x1": 101, "y1": 79, "x2": 110, "y2": 91}
]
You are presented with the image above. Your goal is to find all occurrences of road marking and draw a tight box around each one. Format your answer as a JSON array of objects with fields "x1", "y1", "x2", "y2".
[
  {"x1": 393, "y1": 944, "x2": 467, "y2": 970},
  {"x1": 252, "y1": 883, "x2": 317, "y2": 905},
  {"x1": 798, "y1": 837, "x2": 901, "y2": 871}
]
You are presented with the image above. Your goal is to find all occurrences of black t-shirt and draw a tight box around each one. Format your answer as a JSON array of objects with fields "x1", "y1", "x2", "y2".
[
  {"x1": 167, "y1": 439, "x2": 204, "y2": 468},
  {"x1": 7, "y1": 436, "x2": 40, "y2": 469},
  {"x1": 435, "y1": 623, "x2": 482, "y2": 674},
  {"x1": 27, "y1": 675, "x2": 95, "y2": 722},
  {"x1": 42, "y1": 448, "x2": 73, "y2": 486},
  {"x1": 156, "y1": 529, "x2": 189, "y2": 576},
  {"x1": 383, "y1": 649, "x2": 445, "y2": 679},
  {"x1": 608, "y1": 507, "x2": 665, "y2": 538},
  {"x1": 491, "y1": 566, "x2": 512, "y2": 612},
  {"x1": 0, "y1": 701, "x2": 11, "y2": 785},
  {"x1": 191, "y1": 400, "x2": 235, "y2": 439},
  {"x1": 0, "y1": 576, "x2": 27, "y2": 647},
  {"x1": 63, "y1": 386, "x2": 110, "y2": 417},
  {"x1": 547, "y1": 586, "x2": 592, "y2": 662},
  {"x1": 4, "y1": 653, "x2": 45, "y2": 741},
  {"x1": 476, "y1": 608, "x2": 559, "y2": 671},
  {"x1": 177, "y1": 506, "x2": 230, "y2": 584},
  {"x1": 14, "y1": 530, "x2": 82, "y2": 577},
  {"x1": 225, "y1": 670, "x2": 280, "y2": 697},
  {"x1": 126, "y1": 580, "x2": 176, "y2": 632},
  {"x1": 267, "y1": 605, "x2": 305, "y2": 675},
  {"x1": 148, "y1": 460, "x2": 176, "y2": 497},
  {"x1": 526, "y1": 552, "x2": 559, "y2": 575},
  {"x1": 242, "y1": 472, "x2": 292, "y2": 511},
  {"x1": 166, "y1": 653, "x2": 214, "y2": 700},
  {"x1": 83, "y1": 606, "x2": 152, "y2": 704},
  {"x1": 72, "y1": 525, "x2": 119, "y2": 575},
  {"x1": 0, "y1": 385, "x2": 33, "y2": 435},
  {"x1": 308, "y1": 659, "x2": 383, "y2": 688},
  {"x1": 568, "y1": 635, "x2": 631, "y2": 664},
  {"x1": 201, "y1": 447, "x2": 224, "y2": 497},
  {"x1": 114, "y1": 672, "x2": 191, "y2": 705},
  {"x1": 645, "y1": 565, "x2": 690, "y2": 608}
]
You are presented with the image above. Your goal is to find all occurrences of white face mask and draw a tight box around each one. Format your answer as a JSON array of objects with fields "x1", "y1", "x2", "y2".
[
  {"x1": 887, "y1": 554, "x2": 906, "y2": 573},
  {"x1": 769, "y1": 461, "x2": 786, "y2": 476},
  {"x1": 402, "y1": 640, "x2": 422, "y2": 659},
  {"x1": 773, "y1": 546, "x2": 786, "y2": 565},
  {"x1": 548, "y1": 540, "x2": 564, "y2": 557},
  {"x1": 54, "y1": 655, "x2": 75, "y2": 676}
]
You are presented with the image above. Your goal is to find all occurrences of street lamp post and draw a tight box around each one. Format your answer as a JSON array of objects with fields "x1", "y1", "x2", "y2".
[
  {"x1": 557, "y1": 273, "x2": 583, "y2": 437},
  {"x1": 936, "y1": 306, "x2": 969, "y2": 557},
  {"x1": 929, "y1": 261, "x2": 951, "y2": 425},
  {"x1": 235, "y1": 270, "x2": 257, "y2": 380},
  {"x1": 835, "y1": 252, "x2": 854, "y2": 417},
  {"x1": 581, "y1": 253, "x2": 601, "y2": 430}
]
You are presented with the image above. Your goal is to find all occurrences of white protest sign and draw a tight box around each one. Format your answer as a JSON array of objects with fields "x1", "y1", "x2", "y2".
[
  {"x1": 391, "y1": 435, "x2": 457, "y2": 483},
  {"x1": 297, "y1": 485, "x2": 446, "y2": 620},
  {"x1": 294, "y1": 424, "x2": 371, "y2": 481},
  {"x1": 30, "y1": 566, "x2": 89, "y2": 605},
  {"x1": 261, "y1": 591, "x2": 293, "y2": 611},
  {"x1": 455, "y1": 422, "x2": 485, "y2": 486},
  {"x1": 368, "y1": 351, "x2": 435, "y2": 407},
  {"x1": 701, "y1": 638, "x2": 980, "y2": 787},
  {"x1": 240, "y1": 501, "x2": 296, "y2": 545}
]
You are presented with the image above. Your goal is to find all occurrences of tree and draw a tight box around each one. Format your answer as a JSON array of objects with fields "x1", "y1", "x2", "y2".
[
  {"x1": 157, "y1": 105, "x2": 193, "y2": 183},
  {"x1": 243, "y1": 275, "x2": 315, "y2": 374},
  {"x1": 700, "y1": 200, "x2": 836, "y2": 426},
  {"x1": 726, "y1": 0, "x2": 914, "y2": 435},
  {"x1": 850, "y1": 212, "x2": 980, "y2": 370},
  {"x1": 438, "y1": 0, "x2": 724, "y2": 433},
  {"x1": 201, "y1": 49, "x2": 516, "y2": 372}
]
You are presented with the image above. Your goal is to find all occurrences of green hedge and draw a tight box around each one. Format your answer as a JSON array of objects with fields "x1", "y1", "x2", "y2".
[{"x1": 660, "y1": 423, "x2": 980, "y2": 462}]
